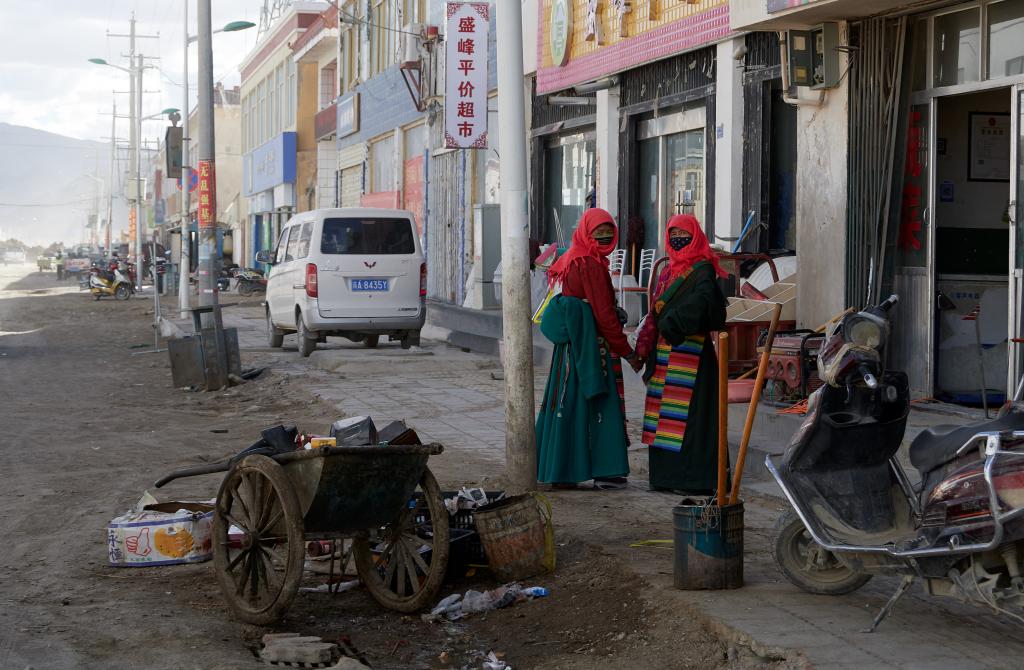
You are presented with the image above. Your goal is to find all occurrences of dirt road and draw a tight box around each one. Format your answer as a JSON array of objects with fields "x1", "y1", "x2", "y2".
[{"x1": 0, "y1": 265, "x2": 774, "y2": 670}]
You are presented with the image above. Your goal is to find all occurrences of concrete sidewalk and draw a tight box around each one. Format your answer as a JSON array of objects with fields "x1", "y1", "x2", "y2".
[{"x1": 177, "y1": 302, "x2": 1024, "y2": 669}]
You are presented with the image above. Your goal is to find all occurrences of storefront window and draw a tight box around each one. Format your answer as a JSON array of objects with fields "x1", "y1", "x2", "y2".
[
  {"x1": 989, "y1": 0, "x2": 1024, "y2": 78},
  {"x1": 371, "y1": 134, "x2": 396, "y2": 192},
  {"x1": 542, "y1": 135, "x2": 595, "y2": 245},
  {"x1": 933, "y1": 8, "x2": 981, "y2": 87},
  {"x1": 911, "y1": 19, "x2": 928, "y2": 91}
]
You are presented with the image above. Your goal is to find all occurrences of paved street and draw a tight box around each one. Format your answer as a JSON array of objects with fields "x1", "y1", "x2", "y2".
[{"x1": 3, "y1": 262, "x2": 1022, "y2": 668}]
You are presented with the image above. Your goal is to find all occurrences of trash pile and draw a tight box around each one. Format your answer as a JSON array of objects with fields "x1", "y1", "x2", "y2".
[
  {"x1": 443, "y1": 487, "x2": 505, "y2": 516},
  {"x1": 423, "y1": 583, "x2": 549, "y2": 623}
]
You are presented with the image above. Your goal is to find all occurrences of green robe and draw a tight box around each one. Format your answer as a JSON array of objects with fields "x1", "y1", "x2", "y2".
[
  {"x1": 645, "y1": 262, "x2": 728, "y2": 493},
  {"x1": 536, "y1": 295, "x2": 629, "y2": 484}
]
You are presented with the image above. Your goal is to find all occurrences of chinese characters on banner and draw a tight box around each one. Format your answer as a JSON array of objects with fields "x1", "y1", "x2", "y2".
[
  {"x1": 128, "y1": 208, "x2": 137, "y2": 245},
  {"x1": 197, "y1": 159, "x2": 216, "y2": 229},
  {"x1": 445, "y1": 2, "x2": 489, "y2": 149}
]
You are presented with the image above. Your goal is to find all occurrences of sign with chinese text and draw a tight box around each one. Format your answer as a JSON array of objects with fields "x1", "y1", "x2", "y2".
[
  {"x1": 128, "y1": 208, "x2": 137, "y2": 243},
  {"x1": 549, "y1": 0, "x2": 573, "y2": 66},
  {"x1": 969, "y1": 113, "x2": 1010, "y2": 182},
  {"x1": 445, "y1": 2, "x2": 489, "y2": 149},
  {"x1": 197, "y1": 159, "x2": 216, "y2": 230},
  {"x1": 537, "y1": 0, "x2": 730, "y2": 94},
  {"x1": 337, "y1": 93, "x2": 360, "y2": 138}
]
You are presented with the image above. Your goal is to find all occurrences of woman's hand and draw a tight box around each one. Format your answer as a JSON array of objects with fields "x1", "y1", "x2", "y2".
[{"x1": 626, "y1": 351, "x2": 644, "y2": 373}]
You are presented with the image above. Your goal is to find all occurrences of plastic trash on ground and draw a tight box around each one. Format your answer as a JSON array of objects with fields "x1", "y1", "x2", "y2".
[{"x1": 422, "y1": 583, "x2": 549, "y2": 622}]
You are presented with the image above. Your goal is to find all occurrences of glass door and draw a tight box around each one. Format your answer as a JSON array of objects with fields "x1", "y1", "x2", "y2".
[
  {"x1": 890, "y1": 100, "x2": 937, "y2": 398},
  {"x1": 665, "y1": 128, "x2": 706, "y2": 224},
  {"x1": 1009, "y1": 84, "x2": 1024, "y2": 395}
]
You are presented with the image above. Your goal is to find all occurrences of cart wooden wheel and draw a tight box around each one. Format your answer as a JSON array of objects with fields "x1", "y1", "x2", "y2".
[
  {"x1": 353, "y1": 466, "x2": 450, "y2": 612},
  {"x1": 212, "y1": 455, "x2": 305, "y2": 625}
]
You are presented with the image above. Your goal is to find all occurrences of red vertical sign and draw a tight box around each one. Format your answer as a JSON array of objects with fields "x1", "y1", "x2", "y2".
[{"x1": 197, "y1": 159, "x2": 216, "y2": 229}]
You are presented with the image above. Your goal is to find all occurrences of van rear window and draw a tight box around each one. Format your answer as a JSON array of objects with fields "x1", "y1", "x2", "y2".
[{"x1": 320, "y1": 218, "x2": 415, "y2": 255}]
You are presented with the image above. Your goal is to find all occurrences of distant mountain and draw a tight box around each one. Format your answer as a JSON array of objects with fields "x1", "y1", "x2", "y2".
[{"x1": 0, "y1": 123, "x2": 128, "y2": 246}]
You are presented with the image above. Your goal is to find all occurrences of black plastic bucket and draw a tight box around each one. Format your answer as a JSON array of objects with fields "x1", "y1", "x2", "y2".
[{"x1": 673, "y1": 499, "x2": 744, "y2": 590}]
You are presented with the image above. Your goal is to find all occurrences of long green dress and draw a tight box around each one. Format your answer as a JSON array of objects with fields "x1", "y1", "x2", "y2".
[
  {"x1": 536, "y1": 295, "x2": 630, "y2": 484},
  {"x1": 641, "y1": 261, "x2": 728, "y2": 493}
]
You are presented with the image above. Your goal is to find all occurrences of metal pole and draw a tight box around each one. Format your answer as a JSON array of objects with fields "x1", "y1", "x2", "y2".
[
  {"x1": 127, "y1": 14, "x2": 138, "y2": 280},
  {"x1": 107, "y1": 98, "x2": 116, "y2": 254},
  {"x1": 196, "y1": 0, "x2": 218, "y2": 316},
  {"x1": 135, "y1": 52, "x2": 144, "y2": 291},
  {"x1": 495, "y1": 2, "x2": 536, "y2": 493},
  {"x1": 178, "y1": 0, "x2": 192, "y2": 318}
]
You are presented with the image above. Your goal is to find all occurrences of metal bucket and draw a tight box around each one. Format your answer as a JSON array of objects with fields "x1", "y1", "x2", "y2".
[
  {"x1": 474, "y1": 494, "x2": 553, "y2": 582},
  {"x1": 673, "y1": 499, "x2": 744, "y2": 590}
]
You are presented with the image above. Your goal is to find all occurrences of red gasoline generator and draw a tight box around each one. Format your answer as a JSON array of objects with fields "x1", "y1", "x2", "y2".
[{"x1": 759, "y1": 330, "x2": 826, "y2": 403}]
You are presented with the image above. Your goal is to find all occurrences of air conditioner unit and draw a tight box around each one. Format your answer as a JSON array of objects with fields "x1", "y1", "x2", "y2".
[{"x1": 402, "y1": 23, "x2": 423, "y2": 67}]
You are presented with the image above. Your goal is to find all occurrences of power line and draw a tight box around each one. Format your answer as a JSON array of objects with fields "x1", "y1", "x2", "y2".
[{"x1": 0, "y1": 198, "x2": 99, "y2": 208}]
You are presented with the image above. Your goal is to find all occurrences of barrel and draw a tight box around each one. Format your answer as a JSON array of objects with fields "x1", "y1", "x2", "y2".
[
  {"x1": 673, "y1": 500, "x2": 744, "y2": 590},
  {"x1": 474, "y1": 494, "x2": 551, "y2": 582}
]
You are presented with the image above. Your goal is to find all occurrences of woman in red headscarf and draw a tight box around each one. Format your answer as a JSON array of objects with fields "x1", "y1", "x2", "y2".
[
  {"x1": 634, "y1": 214, "x2": 728, "y2": 494},
  {"x1": 536, "y1": 208, "x2": 637, "y2": 490}
]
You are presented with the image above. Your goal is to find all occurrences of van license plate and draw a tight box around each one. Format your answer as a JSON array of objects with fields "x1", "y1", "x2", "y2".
[{"x1": 352, "y1": 279, "x2": 389, "y2": 292}]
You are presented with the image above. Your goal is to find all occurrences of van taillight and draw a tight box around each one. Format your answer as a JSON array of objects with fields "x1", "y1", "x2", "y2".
[
  {"x1": 420, "y1": 263, "x2": 427, "y2": 297},
  {"x1": 306, "y1": 263, "x2": 318, "y2": 298}
]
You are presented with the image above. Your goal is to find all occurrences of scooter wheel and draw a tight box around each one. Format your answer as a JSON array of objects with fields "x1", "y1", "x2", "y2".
[{"x1": 772, "y1": 509, "x2": 872, "y2": 596}]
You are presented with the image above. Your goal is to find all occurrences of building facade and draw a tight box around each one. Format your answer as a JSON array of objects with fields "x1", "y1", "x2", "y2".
[
  {"x1": 533, "y1": 0, "x2": 794, "y2": 287},
  {"x1": 239, "y1": 2, "x2": 326, "y2": 268},
  {"x1": 735, "y1": 0, "x2": 1024, "y2": 402}
]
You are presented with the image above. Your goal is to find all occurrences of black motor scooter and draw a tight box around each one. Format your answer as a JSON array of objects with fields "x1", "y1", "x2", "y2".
[{"x1": 768, "y1": 295, "x2": 1024, "y2": 630}]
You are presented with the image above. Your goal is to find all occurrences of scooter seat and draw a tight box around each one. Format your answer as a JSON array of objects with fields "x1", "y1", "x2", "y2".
[{"x1": 909, "y1": 408, "x2": 1024, "y2": 477}]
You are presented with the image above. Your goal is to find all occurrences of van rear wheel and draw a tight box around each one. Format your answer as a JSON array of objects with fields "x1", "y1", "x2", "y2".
[
  {"x1": 296, "y1": 315, "x2": 316, "y2": 358},
  {"x1": 267, "y1": 311, "x2": 284, "y2": 348}
]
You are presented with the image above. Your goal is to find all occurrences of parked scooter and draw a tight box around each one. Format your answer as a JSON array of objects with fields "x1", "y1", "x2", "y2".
[
  {"x1": 89, "y1": 264, "x2": 134, "y2": 300},
  {"x1": 768, "y1": 295, "x2": 1024, "y2": 630},
  {"x1": 233, "y1": 267, "x2": 267, "y2": 296}
]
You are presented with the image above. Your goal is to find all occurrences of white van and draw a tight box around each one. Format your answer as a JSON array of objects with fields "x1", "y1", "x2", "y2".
[{"x1": 258, "y1": 208, "x2": 426, "y2": 357}]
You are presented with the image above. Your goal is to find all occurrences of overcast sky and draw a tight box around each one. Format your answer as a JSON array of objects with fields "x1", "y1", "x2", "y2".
[{"x1": 0, "y1": 0, "x2": 267, "y2": 142}]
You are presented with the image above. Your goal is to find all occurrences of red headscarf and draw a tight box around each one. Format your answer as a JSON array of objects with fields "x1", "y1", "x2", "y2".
[
  {"x1": 666, "y1": 214, "x2": 727, "y2": 279},
  {"x1": 547, "y1": 208, "x2": 618, "y2": 287}
]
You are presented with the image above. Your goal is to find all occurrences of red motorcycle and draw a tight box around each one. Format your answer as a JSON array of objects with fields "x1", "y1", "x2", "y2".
[{"x1": 768, "y1": 295, "x2": 1024, "y2": 630}]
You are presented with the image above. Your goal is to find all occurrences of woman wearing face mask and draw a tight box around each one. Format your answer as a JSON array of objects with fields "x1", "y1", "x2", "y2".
[
  {"x1": 634, "y1": 214, "x2": 728, "y2": 494},
  {"x1": 536, "y1": 208, "x2": 638, "y2": 490}
]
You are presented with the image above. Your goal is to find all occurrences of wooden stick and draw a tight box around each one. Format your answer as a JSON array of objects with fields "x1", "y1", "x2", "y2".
[
  {"x1": 814, "y1": 306, "x2": 855, "y2": 334},
  {"x1": 717, "y1": 331, "x2": 729, "y2": 508},
  {"x1": 730, "y1": 302, "x2": 783, "y2": 505}
]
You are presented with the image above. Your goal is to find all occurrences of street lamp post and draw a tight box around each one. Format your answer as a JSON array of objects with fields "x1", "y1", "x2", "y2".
[{"x1": 179, "y1": 11, "x2": 255, "y2": 318}]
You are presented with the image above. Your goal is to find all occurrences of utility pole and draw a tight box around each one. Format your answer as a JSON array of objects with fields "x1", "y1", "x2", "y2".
[
  {"x1": 107, "y1": 12, "x2": 158, "y2": 289},
  {"x1": 134, "y1": 52, "x2": 145, "y2": 291},
  {"x1": 107, "y1": 98, "x2": 116, "y2": 254},
  {"x1": 196, "y1": 0, "x2": 218, "y2": 316},
  {"x1": 495, "y1": 3, "x2": 536, "y2": 492},
  {"x1": 178, "y1": 0, "x2": 192, "y2": 318}
]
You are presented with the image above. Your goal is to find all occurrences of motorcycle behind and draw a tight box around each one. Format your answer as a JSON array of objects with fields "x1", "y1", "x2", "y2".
[
  {"x1": 89, "y1": 264, "x2": 134, "y2": 300},
  {"x1": 768, "y1": 295, "x2": 1024, "y2": 630},
  {"x1": 233, "y1": 267, "x2": 267, "y2": 296}
]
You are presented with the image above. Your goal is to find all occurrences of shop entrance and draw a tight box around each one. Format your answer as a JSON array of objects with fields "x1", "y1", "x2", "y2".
[
  {"x1": 933, "y1": 88, "x2": 1012, "y2": 405},
  {"x1": 636, "y1": 105, "x2": 706, "y2": 254}
]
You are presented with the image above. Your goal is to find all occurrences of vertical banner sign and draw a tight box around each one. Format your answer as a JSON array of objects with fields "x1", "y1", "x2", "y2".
[
  {"x1": 445, "y1": 2, "x2": 489, "y2": 149},
  {"x1": 128, "y1": 208, "x2": 137, "y2": 245},
  {"x1": 197, "y1": 159, "x2": 216, "y2": 230}
]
